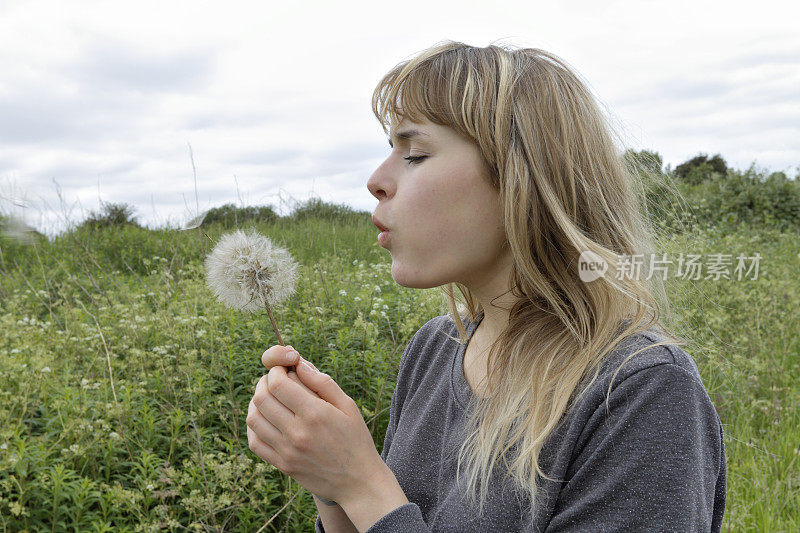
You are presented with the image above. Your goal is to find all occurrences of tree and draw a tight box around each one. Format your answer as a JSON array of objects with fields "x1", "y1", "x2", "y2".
[
  {"x1": 674, "y1": 153, "x2": 729, "y2": 185},
  {"x1": 622, "y1": 149, "x2": 664, "y2": 176},
  {"x1": 79, "y1": 201, "x2": 141, "y2": 230}
]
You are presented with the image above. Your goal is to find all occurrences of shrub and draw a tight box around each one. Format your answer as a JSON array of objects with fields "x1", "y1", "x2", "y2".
[
  {"x1": 201, "y1": 203, "x2": 278, "y2": 228},
  {"x1": 674, "y1": 153, "x2": 729, "y2": 185},
  {"x1": 687, "y1": 164, "x2": 800, "y2": 231},
  {"x1": 77, "y1": 202, "x2": 141, "y2": 231},
  {"x1": 622, "y1": 149, "x2": 693, "y2": 234},
  {"x1": 289, "y1": 197, "x2": 370, "y2": 224}
]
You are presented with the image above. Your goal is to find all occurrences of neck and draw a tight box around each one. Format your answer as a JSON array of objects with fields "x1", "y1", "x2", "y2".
[
  {"x1": 474, "y1": 302, "x2": 510, "y2": 345},
  {"x1": 464, "y1": 249, "x2": 517, "y2": 346}
]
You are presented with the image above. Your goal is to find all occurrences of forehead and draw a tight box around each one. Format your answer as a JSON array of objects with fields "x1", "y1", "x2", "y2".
[{"x1": 387, "y1": 117, "x2": 444, "y2": 145}]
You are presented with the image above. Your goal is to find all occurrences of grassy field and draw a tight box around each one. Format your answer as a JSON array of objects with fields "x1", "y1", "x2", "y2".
[{"x1": 0, "y1": 215, "x2": 798, "y2": 531}]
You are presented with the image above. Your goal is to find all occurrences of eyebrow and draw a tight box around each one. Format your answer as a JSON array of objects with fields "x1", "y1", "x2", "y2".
[{"x1": 387, "y1": 129, "x2": 429, "y2": 148}]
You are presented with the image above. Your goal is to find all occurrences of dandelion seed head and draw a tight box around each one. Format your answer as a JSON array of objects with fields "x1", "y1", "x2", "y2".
[{"x1": 205, "y1": 229, "x2": 299, "y2": 312}]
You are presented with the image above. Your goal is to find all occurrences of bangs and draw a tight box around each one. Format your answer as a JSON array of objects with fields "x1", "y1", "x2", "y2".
[{"x1": 371, "y1": 44, "x2": 465, "y2": 134}]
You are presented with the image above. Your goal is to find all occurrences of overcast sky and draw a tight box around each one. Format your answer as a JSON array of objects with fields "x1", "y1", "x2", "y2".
[{"x1": 1, "y1": 0, "x2": 798, "y2": 236}]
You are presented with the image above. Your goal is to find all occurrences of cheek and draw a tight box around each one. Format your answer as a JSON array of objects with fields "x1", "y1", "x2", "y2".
[{"x1": 403, "y1": 175, "x2": 473, "y2": 230}]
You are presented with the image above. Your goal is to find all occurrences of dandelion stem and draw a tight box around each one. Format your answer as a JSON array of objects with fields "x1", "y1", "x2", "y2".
[
  {"x1": 263, "y1": 298, "x2": 284, "y2": 345},
  {"x1": 262, "y1": 297, "x2": 296, "y2": 373}
]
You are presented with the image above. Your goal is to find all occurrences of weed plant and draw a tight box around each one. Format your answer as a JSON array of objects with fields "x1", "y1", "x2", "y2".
[{"x1": 0, "y1": 202, "x2": 798, "y2": 531}]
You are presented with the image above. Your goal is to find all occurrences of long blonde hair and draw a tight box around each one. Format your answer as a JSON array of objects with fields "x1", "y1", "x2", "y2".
[{"x1": 371, "y1": 40, "x2": 688, "y2": 514}]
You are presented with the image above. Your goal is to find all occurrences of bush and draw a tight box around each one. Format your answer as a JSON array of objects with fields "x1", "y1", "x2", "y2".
[
  {"x1": 201, "y1": 203, "x2": 278, "y2": 228},
  {"x1": 622, "y1": 149, "x2": 693, "y2": 234},
  {"x1": 289, "y1": 197, "x2": 370, "y2": 224},
  {"x1": 686, "y1": 164, "x2": 800, "y2": 231},
  {"x1": 0, "y1": 214, "x2": 45, "y2": 244},
  {"x1": 674, "y1": 153, "x2": 729, "y2": 185},
  {"x1": 77, "y1": 202, "x2": 141, "y2": 231}
]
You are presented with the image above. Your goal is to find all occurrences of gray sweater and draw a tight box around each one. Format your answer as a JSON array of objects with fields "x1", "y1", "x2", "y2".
[{"x1": 315, "y1": 313, "x2": 726, "y2": 532}]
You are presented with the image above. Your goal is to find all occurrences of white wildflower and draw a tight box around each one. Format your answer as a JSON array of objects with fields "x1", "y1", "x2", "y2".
[
  {"x1": 205, "y1": 229, "x2": 299, "y2": 312},
  {"x1": 40, "y1": 366, "x2": 51, "y2": 373},
  {"x1": 338, "y1": 289, "x2": 347, "y2": 296}
]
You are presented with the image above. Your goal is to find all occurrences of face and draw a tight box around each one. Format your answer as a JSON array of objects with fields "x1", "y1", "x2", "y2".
[{"x1": 367, "y1": 116, "x2": 509, "y2": 290}]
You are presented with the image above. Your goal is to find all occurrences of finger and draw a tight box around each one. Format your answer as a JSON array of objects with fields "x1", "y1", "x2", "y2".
[
  {"x1": 261, "y1": 344, "x2": 300, "y2": 369},
  {"x1": 266, "y1": 364, "x2": 321, "y2": 420},
  {"x1": 254, "y1": 372, "x2": 296, "y2": 432},
  {"x1": 300, "y1": 357, "x2": 318, "y2": 372},
  {"x1": 256, "y1": 372, "x2": 303, "y2": 399},
  {"x1": 246, "y1": 425, "x2": 283, "y2": 468},
  {"x1": 286, "y1": 369, "x2": 321, "y2": 397},
  {"x1": 246, "y1": 399, "x2": 282, "y2": 444}
]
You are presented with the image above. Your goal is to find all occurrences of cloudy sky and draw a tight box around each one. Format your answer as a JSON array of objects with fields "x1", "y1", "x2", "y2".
[{"x1": 1, "y1": 0, "x2": 798, "y2": 236}]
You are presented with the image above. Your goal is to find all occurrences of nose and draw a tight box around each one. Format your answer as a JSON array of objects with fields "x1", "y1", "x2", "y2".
[{"x1": 367, "y1": 157, "x2": 393, "y2": 201}]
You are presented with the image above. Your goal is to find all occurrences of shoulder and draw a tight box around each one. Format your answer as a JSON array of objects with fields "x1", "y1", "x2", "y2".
[
  {"x1": 544, "y1": 329, "x2": 727, "y2": 531},
  {"x1": 567, "y1": 327, "x2": 723, "y2": 450},
  {"x1": 580, "y1": 326, "x2": 706, "y2": 396},
  {"x1": 403, "y1": 313, "x2": 465, "y2": 354},
  {"x1": 395, "y1": 313, "x2": 463, "y2": 376}
]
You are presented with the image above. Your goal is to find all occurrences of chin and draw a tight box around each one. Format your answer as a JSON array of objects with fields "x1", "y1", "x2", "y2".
[{"x1": 390, "y1": 261, "x2": 447, "y2": 290}]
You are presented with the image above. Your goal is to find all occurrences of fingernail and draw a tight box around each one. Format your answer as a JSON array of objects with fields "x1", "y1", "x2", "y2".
[
  {"x1": 285, "y1": 350, "x2": 299, "y2": 362},
  {"x1": 301, "y1": 360, "x2": 317, "y2": 373}
]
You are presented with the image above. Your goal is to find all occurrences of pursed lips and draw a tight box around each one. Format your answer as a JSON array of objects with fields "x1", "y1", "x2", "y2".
[{"x1": 372, "y1": 214, "x2": 390, "y2": 232}]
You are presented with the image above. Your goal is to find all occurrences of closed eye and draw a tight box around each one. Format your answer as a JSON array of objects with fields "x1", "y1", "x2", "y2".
[{"x1": 404, "y1": 155, "x2": 427, "y2": 165}]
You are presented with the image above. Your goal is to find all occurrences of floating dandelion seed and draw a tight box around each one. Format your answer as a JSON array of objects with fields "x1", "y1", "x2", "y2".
[
  {"x1": 180, "y1": 211, "x2": 207, "y2": 231},
  {"x1": 0, "y1": 214, "x2": 36, "y2": 245},
  {"x1": 205, "y1": 229, "x2": 299, "y2": 346}
]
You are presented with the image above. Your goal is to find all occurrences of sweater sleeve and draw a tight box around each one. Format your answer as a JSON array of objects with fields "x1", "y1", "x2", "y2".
[
  {"x1": 316, "y1": 334, "x2": 432, "y2": 532},
  {"x1": 545, "y1": 362, "x2": 726, "y2": 532}
]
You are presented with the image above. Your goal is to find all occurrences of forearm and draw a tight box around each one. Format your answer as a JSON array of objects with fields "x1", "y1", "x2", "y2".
[
  {"x1": 339, "y1": 464, "x2": 410, "y2": 532},
  {"x1": 314, "y1": 495, "x2": 359, "y2": 533}
]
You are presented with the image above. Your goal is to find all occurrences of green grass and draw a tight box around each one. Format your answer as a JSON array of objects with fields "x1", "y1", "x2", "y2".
[{"x1": 0, "y1": 217, "x2": 798, "y2": 531}]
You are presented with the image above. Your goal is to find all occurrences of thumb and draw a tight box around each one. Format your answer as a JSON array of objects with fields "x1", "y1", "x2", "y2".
[{"x1": 297, "y1": 361, "x2": 352, "y2": 413}]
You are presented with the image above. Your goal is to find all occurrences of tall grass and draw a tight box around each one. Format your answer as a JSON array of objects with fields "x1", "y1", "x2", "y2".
[{"x1": 0, "y1": 210, "x2": 798, "y2": 530}]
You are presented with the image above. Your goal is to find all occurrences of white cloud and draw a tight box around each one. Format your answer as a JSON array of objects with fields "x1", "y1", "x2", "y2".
[{"x1": 1, "y1": 0, "x2": 798, "y2": 235}]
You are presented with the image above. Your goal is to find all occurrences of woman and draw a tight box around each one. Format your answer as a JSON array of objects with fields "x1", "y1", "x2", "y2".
[{"x1": 246, "y1": 40, "x2": 726, "y2": 532}]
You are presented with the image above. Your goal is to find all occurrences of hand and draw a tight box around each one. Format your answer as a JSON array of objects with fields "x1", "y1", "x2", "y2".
[
  {"x1": 260, "y1": 344, "x2": 321, "y2": 385},
  {"x1": 246, "y1": 345, "x2": 386, "y2": 505}
]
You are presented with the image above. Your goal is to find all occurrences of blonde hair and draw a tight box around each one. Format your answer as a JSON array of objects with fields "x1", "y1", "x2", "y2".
[{"x1": 371, "y1": 40, "x2": 688, "y2": 514}]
